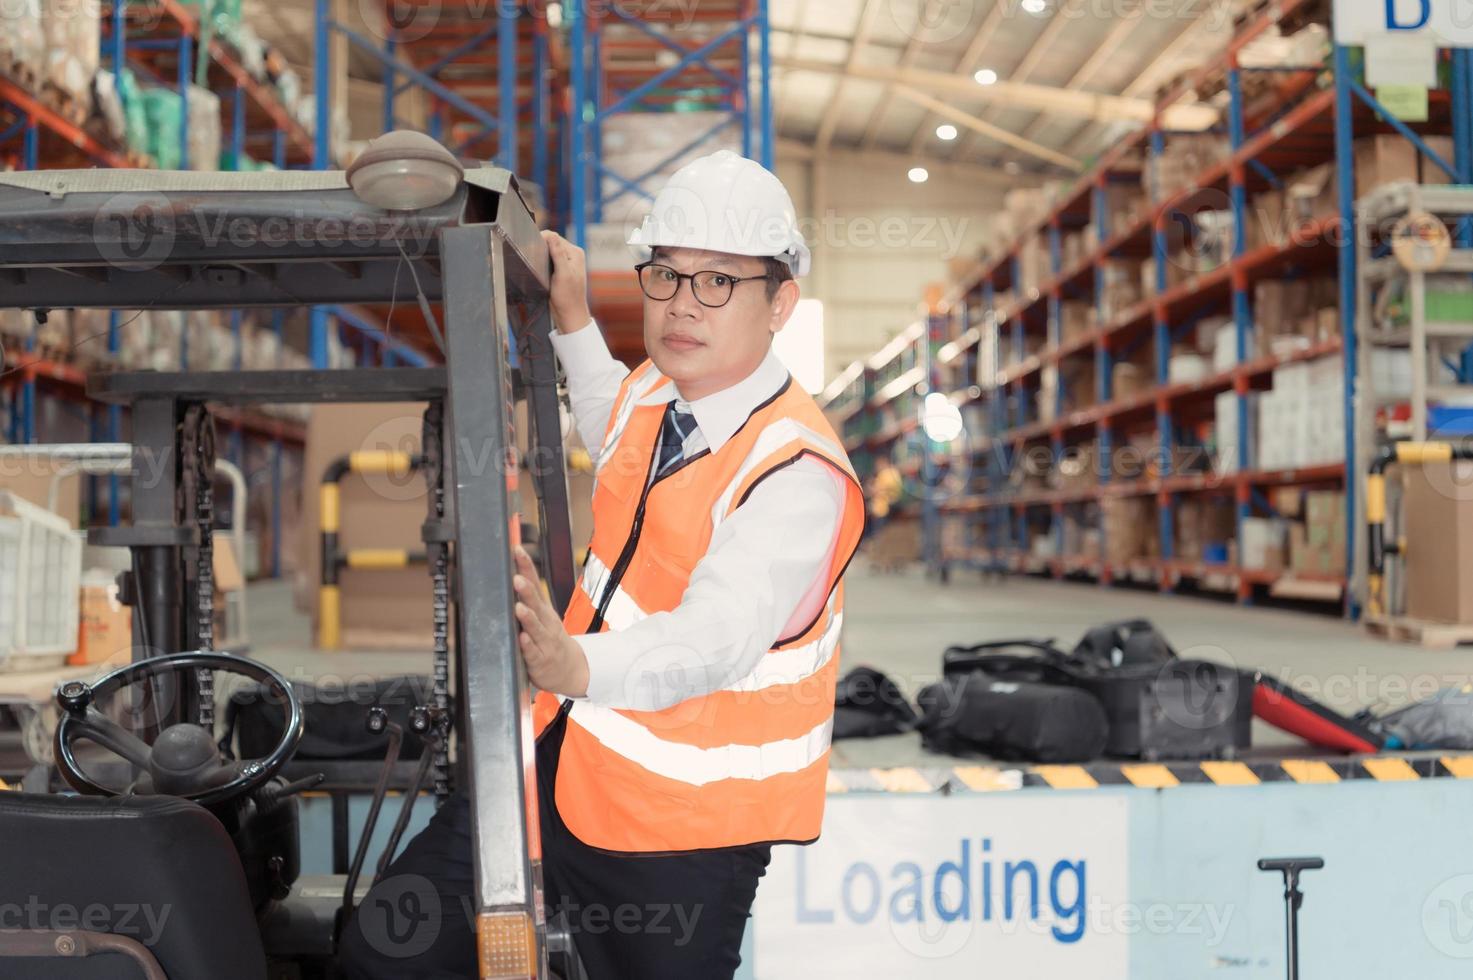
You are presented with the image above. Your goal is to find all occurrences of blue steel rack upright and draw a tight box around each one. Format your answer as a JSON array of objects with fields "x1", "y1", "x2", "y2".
[
  {"x1": 835, "y1": 0, "x2": 1471, "y2": 619},
  {"x1": 565, "y1": 0, "x2": 774, "y2": 249}
]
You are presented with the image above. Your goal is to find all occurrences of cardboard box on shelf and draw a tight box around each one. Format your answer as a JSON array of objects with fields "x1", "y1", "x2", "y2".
[
  {"x1": 1354, "y1": 136, "x2": 1457, "y2": 199},
  {"x1": 1112, "y1": 432, "x2": 1158, "y2": 483},
  {"x1": 1255, "y1": 278, "x2": 1337, "y2": 358},
  {"x1": 1018, "y1": 234, "x2": 1050, "y2": 296},
  {"x1": 1176, "y1": 497, "x2": 1238, "y2": 563},
  {"x1": 1112, "y1": 362, "x2": 1150, "y2": 401},
  {"x1": 1240, "y1": 517, "x2": 1287, "y2": 572},
  {"x1": 1062, "y1": 232, "x2": 1086, "y2": 271},
  {"x1": 1271, "y1": 487, "x2": 1304, "y2": 519},
  {"x1": 1404, "y1": 461, "x2": 1473, "y2": 624},
  {"x1": 71, "y1": 578, "x2": 133, "y2": 667},
  {"x1": 1169, "y1": 353, "x2": 1211, "y2": 385},
  {"x1": 1149, "y1": 134, "x2": 1231, "y2": 201},
  {"x1": 1100, "y1": 260, "x2": 1141, "y2": 321},
  {"x1": 1213, "y1": 321, "x2": 1239, "y2": 372},
  {"x1": 1060, "y1": 302, "x2": 1093, "y2": 343},
  {"x1": 1053, "y1": 444, "x2": 1098, "y2": 493},
  {"x1": 1286, "y1": 164, "x2": 1338, "y2": 225},
  {"x1": 1249, "y1": 189, "x2": 1287, "y2": 249},
  {"x1": 1103, "y1": 185, "x2": 1146, "y2": 233},
  {"x1": 1422, "y1": 136, "x2": 1457, "y2": 186},
  {"x1": 1215, "y1": 391, "x2": 1242, "y2": 474},
  {"x1": 0, "y1": 459, "x2": 81, "y2": 528},
  {"x1": 1102, "y1": 496, "x2": 1159, "y2": 564}
]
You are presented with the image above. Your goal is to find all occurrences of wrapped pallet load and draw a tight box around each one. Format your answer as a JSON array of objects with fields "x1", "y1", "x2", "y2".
[
  {"x1": 0, "y1": 0, "x2": 45, "y2": 82},
  {"x1": 116, "y1": 70, "x2": 152, "y2": 161},
  {"x1": 92, "y1": 70, "x2": 127, "y2": 145},
  {"x1": 42, "y1": 0, "x2": 100, "y2": 114},
  {"x1": 142, "y1": 87, "x2": 185, "y2": 169},
  {"x1": 188, "y1": 85, "x2": 223, "y2": 171}
]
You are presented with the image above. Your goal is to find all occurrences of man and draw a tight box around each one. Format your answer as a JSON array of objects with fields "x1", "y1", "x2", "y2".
[{"x1": 340, "y1": 150, "x2": 865, "y2": 979}]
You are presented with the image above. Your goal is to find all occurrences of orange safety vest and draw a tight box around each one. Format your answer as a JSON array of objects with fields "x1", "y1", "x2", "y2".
[{"x1": 533, "y1": 359, "x2": 866, "y2": 853}]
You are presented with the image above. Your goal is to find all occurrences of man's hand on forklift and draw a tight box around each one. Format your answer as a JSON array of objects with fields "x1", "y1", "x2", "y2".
[
  {"x1": 513, "y1": 546, "x2": 590, "y2": 697},
  {"x1": 541, "y1": 230, "x2": 592, "y2": 335}
]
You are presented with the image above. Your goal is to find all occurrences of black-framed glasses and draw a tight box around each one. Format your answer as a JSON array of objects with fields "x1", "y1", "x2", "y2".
[{"x1": 635, "y1": 262, "x2": 774, "y2": 309}]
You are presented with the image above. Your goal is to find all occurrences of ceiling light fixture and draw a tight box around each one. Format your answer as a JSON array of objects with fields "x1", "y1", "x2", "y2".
[
  {"x1": 974, "y1": 68, "x2": 999, "y2": 86},
  {"x1": 1022, "y1": 0, "x2": 1048, "y2": 13},
  {"x1": 908, "y1": 167, "x2": 930, "y2": 184},
  {"x1": 936, "y1": 124, "x2": 958, "y2": 141}
]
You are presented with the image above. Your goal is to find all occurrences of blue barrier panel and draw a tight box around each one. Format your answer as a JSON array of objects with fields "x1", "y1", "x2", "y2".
[{"x1": 744, "y1": 772, "x2": 1473, "y2": 978}]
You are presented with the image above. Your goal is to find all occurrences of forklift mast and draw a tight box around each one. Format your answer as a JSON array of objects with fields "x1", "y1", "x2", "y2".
[{"x1": 0, "y1": 165, "x2": 571, "y2": 978}]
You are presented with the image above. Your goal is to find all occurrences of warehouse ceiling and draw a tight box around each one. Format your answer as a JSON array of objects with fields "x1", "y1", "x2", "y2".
[
  {"x1": 771, "y1": 0, "x2": 1238, "y2": 179},
  {"x1": 245, "y1": 0, "x2": 1237, "y2": 181}
]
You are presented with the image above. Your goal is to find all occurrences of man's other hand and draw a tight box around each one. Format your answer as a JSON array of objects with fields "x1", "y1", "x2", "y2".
[
  {"x1": 541, "y1": 230, "x2": 593, "y2": 334},
  {"x1": 512, "y1": 545, "x2": 590, "y2": 697}
]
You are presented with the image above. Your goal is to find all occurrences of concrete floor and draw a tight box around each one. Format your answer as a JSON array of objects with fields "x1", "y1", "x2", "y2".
[{"x1": 243, "y1": 563, "x2": 1473, "y2": 768}]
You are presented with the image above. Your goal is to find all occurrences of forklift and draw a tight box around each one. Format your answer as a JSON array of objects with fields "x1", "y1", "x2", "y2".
[{"x1": 0, "y1": 135, "x2": 581, "y2": 979}]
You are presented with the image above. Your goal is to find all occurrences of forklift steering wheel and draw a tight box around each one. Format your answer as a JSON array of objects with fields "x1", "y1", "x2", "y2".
[{"x1": 54, "y1": 652, "x2": 304, "y2": 808}]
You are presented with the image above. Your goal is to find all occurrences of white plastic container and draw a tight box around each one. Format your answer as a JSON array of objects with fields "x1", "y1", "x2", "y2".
[{"x1": 0, "y1": 492, "x2": 81, "y2": 672}]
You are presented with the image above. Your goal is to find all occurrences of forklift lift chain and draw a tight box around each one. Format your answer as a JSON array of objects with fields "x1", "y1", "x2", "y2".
[
  {"x1": 423, "y1": 401, "x2": 453, "y2": 797},
  {"x1": 181, "y1": 406, "x2": 217, "y2": 730}
]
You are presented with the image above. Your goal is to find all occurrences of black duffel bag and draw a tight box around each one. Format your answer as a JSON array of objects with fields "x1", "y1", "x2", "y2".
[
  {"x1": 918, "y1": 641, "x2": 1108, "y2": 763},
  {"x1": 1072, "y1": 619, "x2": 1176, "y2": 669},
  {"x1": 222, "y1": 675, "x2": 444, "y2": 761},
  {"x1": 833, "y1": 666, "x2": 919, "y2": 739},
  {"x1": 916, "y1": 674, "x2": 1108, "y2": 762},
  {"x1": 1077, "y1": 658, "x2": 1251, "y2": 761}
]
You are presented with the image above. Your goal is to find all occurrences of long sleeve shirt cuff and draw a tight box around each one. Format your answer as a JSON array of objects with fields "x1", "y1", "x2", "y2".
[{"x1": 548, "y1": 318, "x2": 618, "y2": 384}]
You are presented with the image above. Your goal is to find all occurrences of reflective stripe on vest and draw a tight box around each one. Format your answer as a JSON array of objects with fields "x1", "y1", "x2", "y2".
[
  {"x1": 595, "y1": 361, "x2": 666, "y2": 475},
  {"x1": 566, "y1": 702, "x2": 835, "y2": 787},
  {"x1": 548, "y1": 360, "x2": 866, "y2": 853},
  {"x1": 576, "y1": 551, "x2": 647, "y2": 632}
]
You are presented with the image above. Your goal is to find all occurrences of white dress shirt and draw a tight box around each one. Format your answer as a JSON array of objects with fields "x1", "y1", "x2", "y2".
[{"x1": 548, "y1": 321, "x2": 848, "y2": 712}]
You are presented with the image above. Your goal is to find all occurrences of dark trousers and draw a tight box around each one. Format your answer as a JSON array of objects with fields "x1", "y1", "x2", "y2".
[{"x1": 338, "y1": 714, "x2": 771, "y2": 979}]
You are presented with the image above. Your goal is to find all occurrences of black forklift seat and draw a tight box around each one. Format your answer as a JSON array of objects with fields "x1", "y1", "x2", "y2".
[{"x1": 0, "y1": 792, "x2": 267, "y2": 980}]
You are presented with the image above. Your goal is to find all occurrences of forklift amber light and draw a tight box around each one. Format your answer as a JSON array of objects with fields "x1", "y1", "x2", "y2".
[{"x1": 346, "y1": 130, "x2": 465, "y2": 211}]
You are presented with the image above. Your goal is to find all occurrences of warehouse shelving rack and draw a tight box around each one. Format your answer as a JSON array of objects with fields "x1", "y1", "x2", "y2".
[
  {"x1": 319, "y1": 1, "x2": 557, "y2": 194},
  {"x1": 826, "y1": 1, "x2": 1472, "y2": 616},
  {"x1": 566, "y1": 0, "x2": 774, "y2": 362},
  {"x1": 0, "y1": 3, "x2": 359, "y2": 578}
]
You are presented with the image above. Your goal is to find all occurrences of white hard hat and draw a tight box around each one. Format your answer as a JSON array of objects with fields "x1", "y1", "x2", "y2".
[{"x1": 627, "y1": 150, "x2": 811, "y2": 278}]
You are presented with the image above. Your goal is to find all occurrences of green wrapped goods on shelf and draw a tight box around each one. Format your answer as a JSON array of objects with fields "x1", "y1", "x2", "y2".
[
  {"x1": 179, "y1": 0, "x2": 241, "y2": 32},
  {"x1": 118, "y1": 70, "x2": 152, "y2": 161},
  {"x1": 218, "y1": 152, "x2": 276, "y2": 172},
  {"x1": 141, "y1": 87, "x2": 185, "y2": 171}
]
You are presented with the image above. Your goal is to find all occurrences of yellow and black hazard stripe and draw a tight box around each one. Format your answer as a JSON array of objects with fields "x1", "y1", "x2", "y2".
[
  {"x1": 825, "y1": 754, "x2": 1473, "y2": 794},
  {"x1": 319, "y1": 450, "x2": 427, "y2": 650}
]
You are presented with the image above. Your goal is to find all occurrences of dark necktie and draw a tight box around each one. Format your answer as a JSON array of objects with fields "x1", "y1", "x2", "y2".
[{"x1": 655, "y1": 402, "x2": 697, "y2": 479}]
